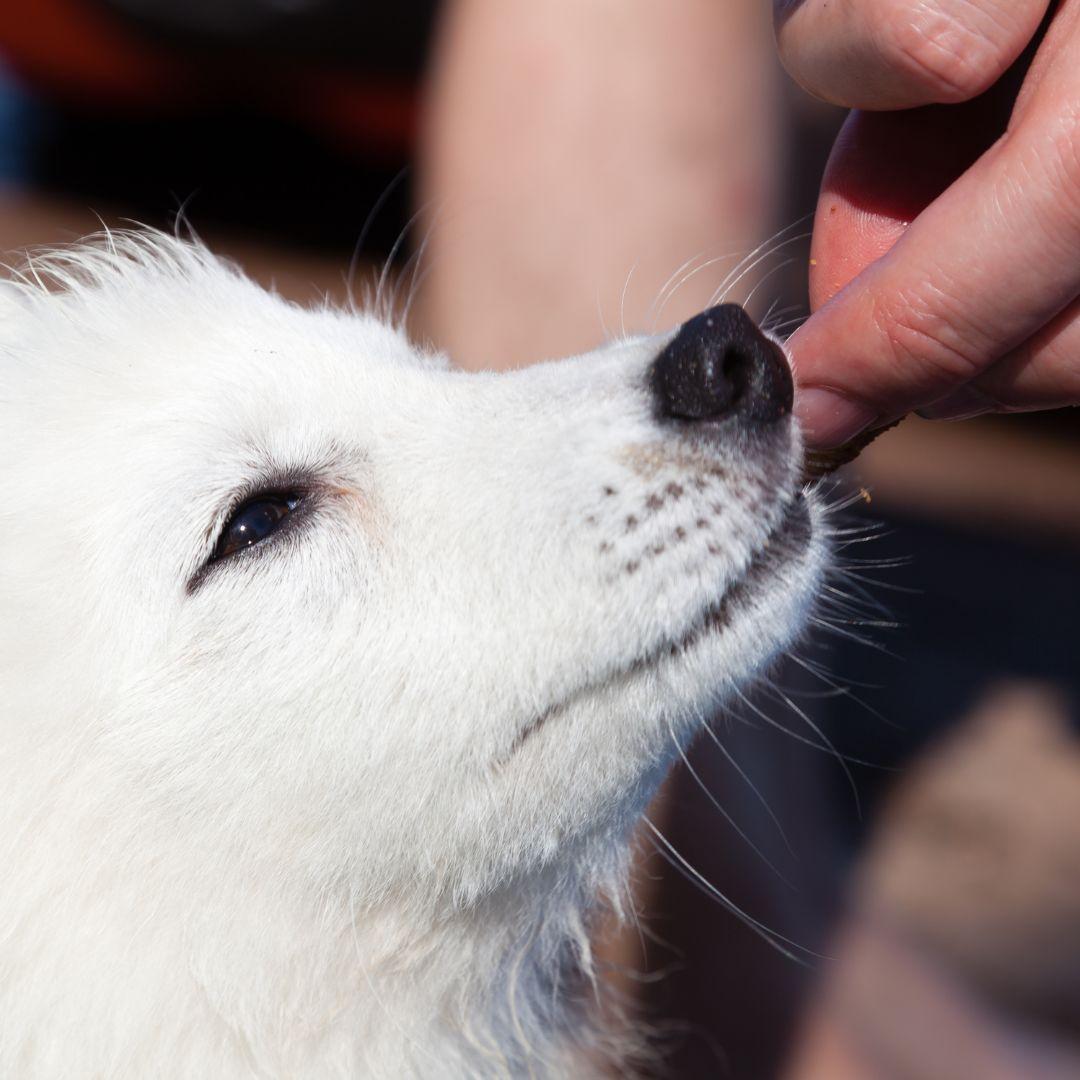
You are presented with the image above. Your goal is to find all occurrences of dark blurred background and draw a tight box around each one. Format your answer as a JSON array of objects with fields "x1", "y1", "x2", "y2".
[{"x1": 2, "y1": 4, "x2": 1078, "y2": 1078}]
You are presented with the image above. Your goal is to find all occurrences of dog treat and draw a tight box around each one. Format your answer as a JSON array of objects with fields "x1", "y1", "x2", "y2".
[{"x1": 801, "y1": 417, "x2": 903, "y2": 482}]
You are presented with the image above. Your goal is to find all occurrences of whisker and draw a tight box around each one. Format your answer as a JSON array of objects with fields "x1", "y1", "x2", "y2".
[
  {"x1": 762, "y1": 301, "x2": 804, "y2": 325},
  {"x1": 770, "y1": 315, "x2": 809, "y2": 337},
  {"x1": 817, "y1": 602, "x2": 897, "y2": 630},
  {"x1": 728, "y1": 679, "x2": 880, "y2": 790},
  {"x1": 711, "y1": 216, "x2": 812, "y2": 305},
  {"x1": 745, "y1": 678, "x2": 862, "y2": 816},
  {"x1": 699, "y1": 723, "x2": 795, "y2": 858},
  {"x1": 830, "y1": 527, "x2": 893, "y2": 544},
  {"x1": 648, "y1": 250, "x2": 706, "y2": 330},
  {"x1": 667, "y1": 721, "x2": 792, "y2": 885},
  {"x1": 399, "y1": 259, "x2": 437, "y2": 338},
  {"x1": 596, "y1": 285, "x2": 613, "y2": 343},
  {"x1": 759, "y1": 295, "x2": 783, "y2": 327},
  {"x1": 787, "y1": 651, "x2": 897, "y2": 728},
  {"x1": 375, "y1": 199, "x2": 430, "y2": 321},
  {"x1": 822, "y1": 570, "x2": 898, "y2": 618},
  {"x1": 820, "y1": 487, "x2": 876, "y2": 515},
  {"x1": 643, "y1": 819, "x2": 826, "y2": 965},
  {"x1": 651, "y1": 250, "x2": 742, "y2": 331},
  {"x1": 739, "y1": 257, "x2": 797, "y2": 316},
  {"x1": 834, "y1": 551, "x2": 910, "y2": 568},
  {"x1": 619, "y1": 263, "x2": 638, "y2": 340},
  {"x1": 348, "y1": 165, "x2": 410, "y2": 307},
  {"x1": 808, "y1": 614, "x2": 901, "y2": 658},
  {"x1": 388, "y1": 227, "x2": 431, "y2": 325},
  {"x1": 832, "y1": 566, "x2": 917, "y2": 594},
  {"x1": 390, "y1": 198, "x2": 450, "y2": 334},
  {"x1": 709, "y1": 226, "x2": 812, "y2": 309}
]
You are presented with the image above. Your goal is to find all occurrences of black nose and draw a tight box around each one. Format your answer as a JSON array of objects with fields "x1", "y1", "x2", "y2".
[{"x1": 650, "y1": 304, "x2": 794, "y2": 425}]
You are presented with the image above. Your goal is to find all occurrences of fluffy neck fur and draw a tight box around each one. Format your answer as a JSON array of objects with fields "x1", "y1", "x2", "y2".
[{"x1": 1, "y1": 743, "x2": 628, "y2": 1078}]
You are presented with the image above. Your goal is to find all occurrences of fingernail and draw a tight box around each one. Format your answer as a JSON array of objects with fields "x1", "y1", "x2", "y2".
[
  {"x1": 795, "y1": 387, "x2": 879, "y2": 449},
  {"x1": 916, "y1": 385, "x2": 997, "y2": 421}
]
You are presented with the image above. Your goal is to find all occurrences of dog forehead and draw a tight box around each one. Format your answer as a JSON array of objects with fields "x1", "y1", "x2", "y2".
[
  {"x1": 0, "y1": 239, "x2": 422, "y2": 385},
  {"x1": 108, "y1": 293, "x2": 422, "y2": 392},
  {"x1": 132, "y1": 314, "x2": 421, "y2": 420},
  {"x1": 10, "y1": 294, "x2": 428, "y2": 446}
]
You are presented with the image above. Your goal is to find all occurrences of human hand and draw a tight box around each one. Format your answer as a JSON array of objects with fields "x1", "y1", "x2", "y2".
[{"x1": 774, "y1": 0, "x2": 1080, "y2": 448}]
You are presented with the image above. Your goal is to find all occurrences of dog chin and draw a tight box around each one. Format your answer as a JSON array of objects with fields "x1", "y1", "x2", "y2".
[
  {"x1": 604, "y1": 491, "x2": 821, "y2": 729},
  {"x1": 503, "y1": 489, "x2": 823, "y2": 768},
  {"x1": 649, "y1": 490, "x2": 822, "y2": 707}
]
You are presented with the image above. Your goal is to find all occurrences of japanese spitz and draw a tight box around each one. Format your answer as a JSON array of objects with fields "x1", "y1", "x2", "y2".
[{"x1": 0, "y1": 234, "x2": 824, "y2": 1077}]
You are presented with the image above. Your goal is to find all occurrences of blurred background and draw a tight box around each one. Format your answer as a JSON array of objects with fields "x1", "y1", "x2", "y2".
[{"x1": 2, "y1": 3, "x2": 1078, "y2": 1077}]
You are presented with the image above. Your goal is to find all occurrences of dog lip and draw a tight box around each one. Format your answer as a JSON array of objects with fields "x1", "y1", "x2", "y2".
[
  {"x1": 497, "y1": 493, "x2": 810, "y2": 765},
  {"x1": 661, "y1": 491, "x2": 809, "y2": 659}
]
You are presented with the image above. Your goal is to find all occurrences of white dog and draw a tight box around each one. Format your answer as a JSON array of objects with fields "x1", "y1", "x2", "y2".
[{"x1": 0, "y1": 234, "x2": 825, "y2": 1078}]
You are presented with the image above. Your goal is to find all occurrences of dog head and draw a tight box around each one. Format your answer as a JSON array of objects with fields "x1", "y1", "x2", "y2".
[{"x1": 0, "y1": 234, "x2": 824, "y2": 917}]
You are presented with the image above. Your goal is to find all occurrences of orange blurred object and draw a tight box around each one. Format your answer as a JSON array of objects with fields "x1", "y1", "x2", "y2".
[{"x1": 0, "y1": 0, "x2": 418, "y2": 156}]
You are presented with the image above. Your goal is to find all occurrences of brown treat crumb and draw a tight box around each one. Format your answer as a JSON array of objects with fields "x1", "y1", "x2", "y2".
[{"x1": 801, "y1": 417, "x2": 904, "y2": 483}]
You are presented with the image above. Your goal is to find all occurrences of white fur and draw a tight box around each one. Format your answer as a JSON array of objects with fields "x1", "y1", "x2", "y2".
[{"x1": 0, "y1": 234, "x2": 825, "y2": 1077}]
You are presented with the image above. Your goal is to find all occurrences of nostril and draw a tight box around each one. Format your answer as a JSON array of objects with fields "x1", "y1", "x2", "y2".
[
  {"x1": 651, "y1": 304, "x2": 794, "y2": 426},
  {"x1": 721, "y1": 343, "x2": 751, "y2": 407}
]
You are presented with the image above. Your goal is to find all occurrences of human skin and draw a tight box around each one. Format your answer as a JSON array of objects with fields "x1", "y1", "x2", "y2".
[
  {"x1": 775, "y1": 0, "x2": 1080, "y2": 447},
  {"x1": 416, "y1": 0, "x2": 781, "y2": 372}
]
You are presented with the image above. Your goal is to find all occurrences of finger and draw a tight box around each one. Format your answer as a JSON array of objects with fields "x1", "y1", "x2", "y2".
[
  {"x1": 774, "y1": 0, "x2": 1049, "y2": 109},
  {"x1": 918, "y1": 293, "x2": 1080, "y2": 416},
  {"x1": 790, "y1": 26, "x2": 1080, "y2": 446},
  {"x1": 807, "y1": 10, "x2": 1043, "y2": 310},
  {"x1": 808, "y1": 97, "x2": 1010, "y2": 312}
]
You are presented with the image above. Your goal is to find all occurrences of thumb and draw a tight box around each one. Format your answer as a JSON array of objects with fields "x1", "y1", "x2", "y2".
[{"x1": 808, "y1": 100, "x2": 1006, "y2": 312}]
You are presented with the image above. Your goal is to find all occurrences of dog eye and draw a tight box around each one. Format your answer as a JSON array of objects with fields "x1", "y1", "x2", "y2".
[{"x1": 212, "y1": 494, "x2": 302, "y2": 561}]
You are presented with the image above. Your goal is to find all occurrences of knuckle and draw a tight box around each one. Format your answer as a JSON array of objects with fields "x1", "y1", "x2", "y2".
[
  {"x1": 869, "y1": 286, "x2": 985, "y2": 401},
  {"x1": 773, "y1": 19, "x2": 817, "y2": 92},
  {"x1": 1043, "y1": 108, "x2": 1080, "y2": 203},
  {"x1": 1002, "y1": 337, "x2": 1080, "y2": 409},
  {"x1": 876, "y1": 5, "x2": 1005, "y2": 103},
  {"x1": 1004, "y1": 107, "x2": 1080, "y2": 238},
  {"x1": 1054, "y1": 363, "x2": 1080, "y2": 408},
  {"x1": 1063, "y1": 356, "x2": 1080, "y2": 403},
  {"x1": 1044, "y1": 338, "x2": 1080, "y2": 402}
]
